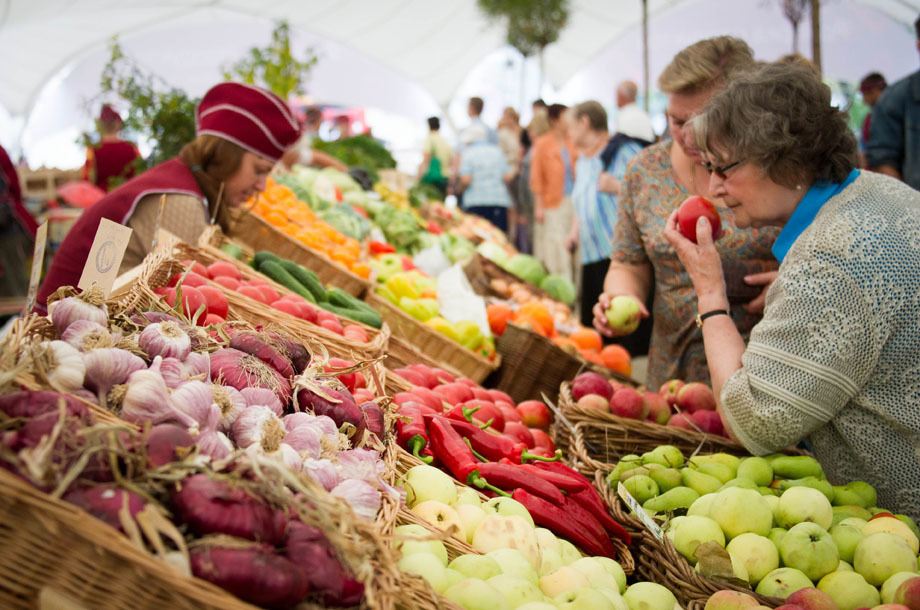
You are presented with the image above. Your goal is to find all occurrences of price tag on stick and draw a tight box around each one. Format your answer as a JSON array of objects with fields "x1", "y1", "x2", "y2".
[
  {"x1": 617, "y1": 481, "x2": 664, "y2": 541},
  {"x1": 78, "y1": 218, "x2": 133, "y2": 299},
  {"x1": 23, "y1": 221, "x2": 48, "y2": 314}
]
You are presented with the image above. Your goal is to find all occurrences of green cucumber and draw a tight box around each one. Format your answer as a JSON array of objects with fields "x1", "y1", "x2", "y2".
[
  {"x1": 278, "y1": 260, "x2": 327, "y2": 302},
  {"x1": 326, "y1": 286, "x2": 379, "y2": 316},
  {"x1": 259, "y1": 261, "x2": 316, "y2": 303},
  {"x1": 319, "y1": 302, "x2": 382, "y2": 329},
  {"x1": 221, "y1": 243, "x2": 244, "y2": 260},
  {"x1": 253, "y1": 250, "x2": 282, "y2": 269}
]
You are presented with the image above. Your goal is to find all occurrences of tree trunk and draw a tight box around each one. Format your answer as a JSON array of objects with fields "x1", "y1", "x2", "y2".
[
  {"x1": 642, "y1": 0, "x2": 649, "y2": 112},
  {"x1": 810, "y1": 0, "x2": 822, "y2": 74},
  {"x1": 538, "y1": 47, "x2": 545, "y2": 95},
  {"x1": 791, "y1": 20, "x2": 799, "y2": 54}
]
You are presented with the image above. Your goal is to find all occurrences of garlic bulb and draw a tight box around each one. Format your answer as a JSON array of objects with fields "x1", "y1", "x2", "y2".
[
  {"x1": 61, "y1": 320, "x2": 117, "y2": 352},
  {"x1": 239, "y1": 387, "x2": 283, "y2": 416},
  {"x1": 182, "y1": 352, "x2": 210, "y2": 380},
  {"x1": 159, "y1": 357, "x2": 186, "y2": 389},
  {"x1": 48, "y1": 289, "x2": 108, "y2": 335},
  {"x1": 211, "y1": 385, "x2": 246, "y2": 432},
  {"x1": 119, "y1": 357, "x2": 198, "y2": 432},
  {"x1": 232, "y1": 405, "x2": 285, "y2": 451},
  {"x1": 171, "y1": 380, "x2": 213, "y2": 424},
  {"x1": 245, "y1": 442, "x2": 302, "y2": 472},
  {"x1": 138, "y1": 322, "x2": 191, "y2": 361},
  {"x1": 283, "y1": 423, "x2": 322, "y2": 459},
  {"x1": 198, "y1": 404, "x2": 233, "y2": 460},
  {"x1": 302, "y1": 458, "x2": 338, "y2": 491},
  {"x1": 34, "y1": 340, "x2": 85, "y2": 392},
  {"x1": 83, "y1": 348, "x2": 146, "y2": 404}
]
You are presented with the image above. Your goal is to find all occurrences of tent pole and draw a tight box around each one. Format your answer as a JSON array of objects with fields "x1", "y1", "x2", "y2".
[
  {"x1": 642, "y1": 0, "x2": 649, "y2": 112},
  {"x1": 810, "y1": 0, "x2": 822, "y2": 75}
]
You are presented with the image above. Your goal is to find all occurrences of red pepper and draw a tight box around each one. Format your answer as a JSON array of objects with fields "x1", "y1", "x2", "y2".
[
  {"x1": 511, "y1": 489, "x2": 618, "y2": 560},
  {"x1": 511, "y1": 462, "x2": 586, "y2": 493},
  {"x1": 369, "y1": 240, "x2": 395, "y2": 255},
  {"x1": 426, "y1": 221, "x2": 443, "y2": 235},
  {"x1": 400, "y1": 256, "x2": 416, "y2": 271},
  {"x1": 444, "y1": 404, "x2": 483, "y2": 424},
  {"x1": 529, "y1": 462, "x2": 591, "y2": 490},
  {"x1": 427, "y1": 417, "x2": 509, "y2": 496},
  {"x1": 439, "y1": 417, "x2": 562, "y2": 464},
  {"x1": 567, "y1": 486, "x2": 632, "y2": 544},
  {"x1": 396, "y1": 404, "x2": 433, "y2": 464},
  {"x1": 475, "y1": 462, "x2": 566, "y2": 505}
]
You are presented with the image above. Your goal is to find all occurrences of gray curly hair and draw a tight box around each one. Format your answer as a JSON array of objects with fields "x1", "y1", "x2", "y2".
[{"x1": 690, "y1": 61, "x2": 857, "y2": 188}]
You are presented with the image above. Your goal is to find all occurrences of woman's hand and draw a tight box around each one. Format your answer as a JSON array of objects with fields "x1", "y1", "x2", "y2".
[
  {"x1": 742, "y1": 271, "x2": 778, "y2": 314},
  {"x1": 663, "y1": 210, "x2": 729, "y2": 312},
  {"x1": 593, "y1": 292, "x2": 649, "y2": 337}
]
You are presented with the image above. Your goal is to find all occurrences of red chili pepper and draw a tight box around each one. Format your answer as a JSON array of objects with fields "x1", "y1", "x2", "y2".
[
  {"x1": 426, "y1": 416, "x2": 478, "y2": 482},
  {"x1": 396, "y1": 404, "x2": 433, "y2": 464},
  {"x1": 529, "y1": 462, "x2": 591, "y2": 490},
  {"x1": 400, "y1": 256, "x2": 416, "y2": 271},
  {"x1": 444, "y1": 404, "x2": 482, "y2": 424},
  {"x1": 439, "y1": 417, "x2": 561, "y2": 463},
  {"x1": 369, "y1": 240, "x2": 396, "y2": 255},
  {"x1": 511, "y1": 462, "x2": 586, "y2": 493},
  {"x1": 511, "y1": 489, "x2": 618, "y2": 560},
  {"x1": 426, "y1": 221, "x2": 443, "y2": 235},
  {"x1": 567, "y1": 486, "x2": 632, "y2": 544},
  {"x1": 475, "y1": 462, "x2": 566, "y2": 505}
]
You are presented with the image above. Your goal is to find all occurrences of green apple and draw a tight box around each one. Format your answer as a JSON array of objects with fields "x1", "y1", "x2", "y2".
[
  {"x1": 449, "y1": 553, "x2": 502, "y2": 581},
  {"x1": 394, "y1": 524, "x2": 448, "y2": 565},
  {"x1": 516, "y1": 603, "x2": 557, "y2": 610},
  {"x1": 569, "y1": 557, "x2": 621, "y2": 591},
  {"x1": 862, "y1": 516, "x2": 920, "y2": 553},
  {"x1": 487, "y1": 548, "x2": 540, "y2": 585},
  {"x1": 403, "y1": 464, "x2": 457, "y2": 507},
  {"x1": 558, "y1": 539, "x2": 583, "y2": 565},
  {"x1": 777, "y1": 486, "x2": 834, "y2": 530},
  {"x1": 779, "y1": 522, "x2": 839, "y2": 582},
  {"x1": 702, "y1": 590, "x2": 761, "y2": 610},
  {"x1": 669, "y1": 515, "x2": 725, "y2": 564},
  {"x1": 487, "y1": 574, "x2": 544, "y2": 607},
  {"x1": 605, "y1": 295, "x2": 641, "y2": 334},
  {"x1": 622, "y1": 581, "x2": 678, "y2": 610},
  {"x1": 816, "y1": 570, "x2": 880, "y2": 610},
  {"x1": 482, "y1": 497, "x2": 535, "y2": 528},
  {"x1": 853, "y1": 532, "x2": 918, "y2": 586},
  {"x1": 398, "y1": 552, "x2": 450, "y2": 593},
  {"x1": 768, "y1": 527, "x2": 787, "y2": 551},
  {"x1": 687, "y1": 493, "x2": 718, "y2": 517},
  {"x1": 882, "y1": 571, "x2": 920, "y2": 603},
  {"x1": 453, "y1": 486, "x2": 483, "y2": 507},
  {"x1": 896, "y1": 514, "x2": 920, "y2": 542},
  {"x1": 641, "y1": 445, "x2": 684, "y2": 468},
  {"x1": 554, "y1": 587, "x2": 617, "y2": 610},
  {"x1": 726, "y1": 533, "x2": 780, "y2": 585},
  {"x1": 455, "y1": 503, "x2": 487, "y2": 543},
  {"x1": 538, "y1": 566, "x2": 590, "y2": 598},
  {"x1": 474, "y1": 516, "x2": 541, "y2": 571},
  {"x1": 445, "y1": 568, "x2": 465, "y2": 588},
  {"x1": 710, "y1": 487, "x2": 773, "y2": 539},
  {"x1": 736, "y1": 457, "x2": 773, "y2": 487},
  {"x1": 837, "y1": 560, "x2": 853, "y2": 571},
  {"x1": 839, "y1": 517, "x2": 868, "y2": 530},
  {"x1": 597, "y1": 587, "x2": 630, "y2": 610},
  {"x1": 538, "y1": 549, "x2": 564, "y2": 577},
  {"x1": 593, "y1": 556, "x2": 628, "y2": 594},
  {"x1": 444, "y1": 577, "x2": 510, "y2": 610},
  {"x1": 754, "y1": 567, "x2": 814, "y2": 599},
  {"x1": 411, "y1": 500, "x2": 465, "y2": 541},
  {"x1": 623, "y1": 474, "x2": 659, "y2": 504},
  {"x1": 830, "y1": 523, "x2": 865, "y2": 563},
  {"x1": 535, "y1": 527, "x2": 560, "y2": 555}
]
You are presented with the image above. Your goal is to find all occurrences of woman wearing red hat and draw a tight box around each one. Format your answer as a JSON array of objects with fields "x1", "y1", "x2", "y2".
[
  {"x1": 35, "y1": 82, "x2": 300, "y2": 312},
  {"x1": 82, "y1": 105, "x2": 141, "y2": 192}
]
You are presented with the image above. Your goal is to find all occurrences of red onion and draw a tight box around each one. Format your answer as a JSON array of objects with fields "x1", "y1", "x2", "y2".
[
  {"x1": 294, "y1": 382, "x2": 364, "y2": 447},
  {"x1": 63, "y1": 486, "x2": 147, "y2": 533},
  {"x1": 359, "y1": 401, "x2": 385, "y2": 444},
  {"x1": 145, "y1": 424, "x2": 196, "y2": 467},
  {"x1": 190, "y1": 544, "x2": 309, "y2": 608},
  {"x1": 0, "y1": 391, "x2": 89, "y2": 419},
  {"x1": 210, "y1": 348, "x2": 291, "y2": 407},
  {"x1": 228, "y1": 332, "x2": 295, "y2": 379},
  {"x1": 285, "y1": 520, "x2": 364, "y2": 607}
]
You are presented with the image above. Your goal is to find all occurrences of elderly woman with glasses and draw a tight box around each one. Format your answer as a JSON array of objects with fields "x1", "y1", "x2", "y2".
[{"x1": 665, "y1": 61, "x2": 920, "y2": 520}]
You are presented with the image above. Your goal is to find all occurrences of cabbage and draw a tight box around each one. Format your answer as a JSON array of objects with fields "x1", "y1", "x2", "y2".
[
  {"x1": 476, "y1": 241, "x2": 510, "y2": 267},
  {"x1": 540, "y1": 274, "x2": 576, "y2": 304},
  {"x1": 505, "y1": 254, "x2": 547, "y2": 286}
]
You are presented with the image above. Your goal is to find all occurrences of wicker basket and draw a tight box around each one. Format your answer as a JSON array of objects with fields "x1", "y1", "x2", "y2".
[
  {"x1": 365, "y1": 292, "x2": 499, "y2": 383},
  {"x1": 119, "y1": 247, "x2": 390, "y2": 363},
  {"x1": 487, "y1": 323, "x2": 583, "y2": 403},
  {"x1": 462, "y1": 253, "x2": 558, "y2": 304},
  {"x1": 222, "y1": 208, "x2": 370, "y2": 298}
]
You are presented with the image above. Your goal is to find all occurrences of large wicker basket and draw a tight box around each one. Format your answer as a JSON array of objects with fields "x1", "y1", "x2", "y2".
[
  {"x1": 223, "y1": 208, "x2": 370, "y2": 297},
  {"x1": 462, "y1": 253, "x2": 558, "y2": 303},
  {"x1": 365, "y1": 292, "x2": 499, "y2": 383}
]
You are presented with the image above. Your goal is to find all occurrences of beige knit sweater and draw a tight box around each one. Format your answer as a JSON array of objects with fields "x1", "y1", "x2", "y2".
[{"x1": 721, "y1": 171, "x2": 920, "y2": 520}]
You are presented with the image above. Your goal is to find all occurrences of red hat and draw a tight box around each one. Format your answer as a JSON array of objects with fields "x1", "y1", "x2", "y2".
[
  {"x1": 196, "y1": 82, "x2": 300, "y2": 162},
  {"x1": 99, "y1": 104, "x2": 122, "y2": 124}
]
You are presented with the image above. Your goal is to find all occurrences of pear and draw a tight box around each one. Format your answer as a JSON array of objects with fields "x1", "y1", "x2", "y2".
[
  {"x1": 831, "y1": 481, "x2": 877, "y2": 508},
  {"x1": 696, "y1": 462, "x2": 736, "y2": 484},
  {"x1": 623, "y1": 474, "x2": 659, "y2": 504},
  {"x1": 617, "y1": 466, "x2": 651, "y2": 482},
  {"x1": 643, "y1": 486, "x2": 700, "y2": 513},
  {"x1": 682, "y1": 468, "x2": 723, "y2": 496},
  {"x1": 649, "y1": 468, "x2": 683, "y2": 493},
  {"x1": 771, "y1": 455, "x2": 824, "y2": 480},
  {"x1": 641, "y1": 445, "x2": 685, "y2": 468},
  {"x1": 607, "y1": 455, "x2": 643, "y2": 482},
  {"x1": 775, "y1": 476, "x2": 835, "y2": 503},
  {"x1": 690, "y1": 453, "x2": 740, "y2": 475},
  {"x1": 737, "y1": 457, "x2": 774, "y2": 487},
  {"x1": 718, "y1": 478, "x2": 760, "y2": 492}
]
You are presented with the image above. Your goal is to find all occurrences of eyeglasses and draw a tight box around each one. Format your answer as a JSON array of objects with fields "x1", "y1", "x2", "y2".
[{"x1": 704, "y1": 159, "x2": 743, "y2": 179}]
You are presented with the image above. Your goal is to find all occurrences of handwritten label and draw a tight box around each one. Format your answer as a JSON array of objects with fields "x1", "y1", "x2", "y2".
[
  {"x1": 617, "y1": 481, "x2": 664, "y2": 541},
  {"x1": 24, "y1": 221, "x2": 49, "y2": 313},
  {"x1": 78, "y1": 218, "x2": 133, "y2": 298}
]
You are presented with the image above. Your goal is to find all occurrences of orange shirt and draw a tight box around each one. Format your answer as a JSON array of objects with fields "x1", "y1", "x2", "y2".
[{"x1": 529, "y1": 132, "x2": 576, "y2": 210}]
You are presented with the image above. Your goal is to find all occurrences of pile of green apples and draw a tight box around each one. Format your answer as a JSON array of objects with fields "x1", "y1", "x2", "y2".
[
  {"x1": 396, "y1": 464, "x2": 680, "y2": 610},
  {"x1": 606, "y1": 447, "x2": 920, "y2": 610}
]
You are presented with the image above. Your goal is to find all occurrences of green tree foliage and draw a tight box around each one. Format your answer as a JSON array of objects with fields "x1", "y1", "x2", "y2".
[
  {"x1": 98, "y1": 39, "x2": 198, "y2": 168},
  {"x1": 477, "y1": 0, "x2": 569, "y2": 57},
  {"x1": 222, "y1": 21, "x2": 319, "y2": 100}
]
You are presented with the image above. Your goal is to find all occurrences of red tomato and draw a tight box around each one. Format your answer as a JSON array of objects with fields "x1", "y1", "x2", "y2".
[
  {"x1": 271, "y1": 299, "x2": 303, "y2": 319},
  {"x1": 164, "y1": 285, "x2": 208, "y2": 325},
  {"x1": 168, "y1": 271, "x2": 208, "y2": 288},
  {"x1": 254, "y1": 284, "x2": 280, "y2": 304},
  {"x1": 677, "y1": 195, "x2": 723, "y2": 243},
  {"x1": 212, "y1": 276, "x2": 241, "y2": 291},
  {"x1": 182, "y1": 260, "x2": 208, "y2": 278},
  {"x1": 204, "y1": 313, "x2": 226, "y2": 326},
  {"x1": 237, "y1": 284, "x2": 268, "y2": 304},
  {"x1": 206, "y1": 260, "x2": 242, "y2": 281},
  {"x1": 342, "y1": 324, "x2": 369, "y2": 343},
  {"x1": 197, "y1": 285, "x2": 229, "y2": 320},
  {"x1": 319, "y1": 318, "x2": 343, "y2": 335}
]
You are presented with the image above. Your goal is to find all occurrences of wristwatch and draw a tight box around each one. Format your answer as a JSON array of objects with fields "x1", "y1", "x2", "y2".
[{"x1": 696, "y1": 309, "x2": 730, "y2": 328}]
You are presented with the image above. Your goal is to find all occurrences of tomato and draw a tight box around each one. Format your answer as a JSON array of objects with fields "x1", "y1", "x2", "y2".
[
  {"x1": 318, "y1": 317, "x2": 343, "y2": 335},
  {"x1": 237, "y1": 285, "x2": 268, "y2": 304},
  {"x1": 204, "y1": 313, "x2": 226, "y2": 326},
  {"x1": 181, "y1": 260, "x2": 208, "y2": 278},
  {"x1": 677, "y1": 195, "x2": 722, "y2": 243},
  {"x1": 164, "y1": 285, "x2": 208, "y2": 325},
  {"x1": 168, "y1": 271, "x2": 208, "y2": 288},
  {"x1": 212, "y1": 276, "x2": 241, "y2": 291},
  {"x1": 206, "y1": 260, "x2": 242, "y2": 281},
  {"x1": 271, "y1": 299, "x2": 304, "y2": 320},
  {"x1": 254, "y1": 284, "x2": 280, "y2": 304},
  {"x1": 197, "y1": 285, "x2": 229, "y2": 320}
]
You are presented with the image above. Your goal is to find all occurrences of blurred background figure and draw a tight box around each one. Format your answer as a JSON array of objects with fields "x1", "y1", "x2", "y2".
[
  {"x1": 614, "y1": 80, "x2": 655, "y2": 143},
  {"x1": 81, "y1": 104, "x2": 141, "y2": 192},
  {"x1": 498, "y1": 106, "x2": 522, "y2": 242},
  {"x1": 516, "y1": 113, "x2": 550, "y2": 254},
  {"x1": 283, "y1": 106, "x2": 348, "y2": 171},
  {"x1": 0, "y1": 142, "x2": 37, "y2": 312},
  {"x1": 858, "y1": 72, "x2": 887, "y2": 168},
  {"x1": 457, "y1": 124, "x2": 513, "y2": 232},
  {"x1": 334, "y1": 115, "x2": 353, "y2": 140},
  {"x1": 417, "y1": 116, "x2": 452, "y2": 197}
]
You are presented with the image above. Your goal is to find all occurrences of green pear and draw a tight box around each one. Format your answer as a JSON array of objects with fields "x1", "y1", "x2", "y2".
[
  {"x1": 696, "y1": 462, "x2": 736, "y2": 484},
  {"x1": 643, "y1": 486, "x2": 700, "y2": 513},
  {"x1": 718, "y1": 478, "x2": 760, "y2": 492},
  {"x1": 759, "y1": 486, "x2": 778, "y2": 496},
  {"x1": 770, "y1": 455, "x2": 824, "y2": 480},
  {"x1": 607, "y1": 455, "x2": 643, "y2": 482},
  {"x1": 641, "y1": 445, "x2": 685, "y2": 468},
  {"x1": 617, "y1": 466, "x2": 651, "y2": 482},
  {"x1": 737, "y1": 457, "x2": 774, "y2": 487},
  {"x1": 896, "y1": 514, "x2": 920, "y2": 541},
  {"x1": 831, "y1": 481, "x2": 877, "y2": 508},
  {"x1": 775, "y1": 476, "x2": 835, "y2": 503},
  {"x1": 687, "y1": 493, "x2": 718, "y2": 517},
  {"x1": 832, "y1": 505, "x2": 873, "y2": 526},
  {"x1": 690, "y1": 453, "x2": 740, "y2": 475},
  {"x1": 623, "y1": 475, "x2": 659, "y2": 504},
  {"x1": 681, "y1": 468, "x2": 723, "y2": 496},
  {"x1": 649, "y1": 468, "x2": 683, "y2": 493},
  {"x1": 830, "y1": 523, "x2": 865, "y2": 563}
]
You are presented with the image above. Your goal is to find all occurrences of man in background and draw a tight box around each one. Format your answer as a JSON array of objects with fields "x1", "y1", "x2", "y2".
[
  {"x1": 613, "y1": 80, "x2": 655, "y2": 144},
  {"x1": 858, "y1": 72, "x2": 886, "y2": 168},
  {"x1": 282, "y1": 106, "x2": 347, "y2": 171},
  {"x1": 418, "y1": 116, "x2": 452, "y2": 196}
]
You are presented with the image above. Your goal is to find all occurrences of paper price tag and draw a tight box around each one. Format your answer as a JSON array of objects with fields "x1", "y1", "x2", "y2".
[
  {"x1": 24, "y1": 221, "x2": 49, "y2": 313},
  {"x1": 78, "y1": 218, "x2": 133, "y2": 298},
  {"x1": 617, "y1": 481, "x2": 664, "y2": 541}
]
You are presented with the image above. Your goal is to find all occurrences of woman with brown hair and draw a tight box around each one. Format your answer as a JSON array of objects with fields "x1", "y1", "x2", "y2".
[
  {"x1": 592, "y1": 36, "x2": 779, "y2": 388},
  {"x1": 35, "y1": 82, "x2": 300, "y2": 312}
]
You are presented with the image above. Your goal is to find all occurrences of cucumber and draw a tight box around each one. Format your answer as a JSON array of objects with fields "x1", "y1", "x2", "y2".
[
  {"x1": 319, "y1": 302, "x2": 382, "y2": 329},
  {"x1": 278, "y1": 260, "x2": 327, "y2": 302},
  {"x1": 326, "y1": 286, "x2": 379, "y2": 316},
  {"x1": 221, "y1": 243, "x2": 244, "y2": 260},
  {"x1": 259, "y1": 260, "x2": 316, "y2": 303},
  {"x1": 253, "y1": 250, "x2": 282, "y2": 269}
]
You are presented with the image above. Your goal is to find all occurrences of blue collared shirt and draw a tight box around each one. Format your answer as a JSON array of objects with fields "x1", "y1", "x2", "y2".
[
  {"x1": 459, "y1": 141, "x2": 511, "y2": 208},
  {"x1": 772, "y1": 169, "x2": 860, "y2": 262}
]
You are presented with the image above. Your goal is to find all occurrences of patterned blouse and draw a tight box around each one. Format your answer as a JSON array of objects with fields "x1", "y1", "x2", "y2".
[{"x1": 612, "y1": 141, "x2": 780, "y2": 389}]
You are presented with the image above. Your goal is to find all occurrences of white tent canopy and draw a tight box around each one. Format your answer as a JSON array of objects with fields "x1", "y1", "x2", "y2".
[{"x1": 2, "y1": 0, "x2": 919, "y2": 166}]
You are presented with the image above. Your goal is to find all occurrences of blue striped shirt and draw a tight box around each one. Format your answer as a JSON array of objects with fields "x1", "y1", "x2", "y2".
[
  {"x1": 573, "y1": 140, "x2": 642, "y2": 263},
  {"x1": 459, "y1": 142, "x2": 511, "y2": 208}
]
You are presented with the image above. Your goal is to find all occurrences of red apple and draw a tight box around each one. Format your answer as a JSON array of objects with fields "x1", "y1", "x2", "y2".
[
  {"x1": 691, "y1": 410, "x2": 723, "y2": 435},
  {"x1": 503, "y1": 422, "x2": 535, "y2": 448},
  {"x1": 609, "y1": 387, "x2": 648, "y2": 420},
  {"x1": 786, "y1": 587, "x2": 838, "y2": 610},
  {"x1": 576, "y1": 394, "x2": 610, "y2": 411},
  {"x1": 676, "y1": 382, "x2": 716, "y2": 413},
  {"x1": 487, "y1": 389, "x2": 514, "y2": 405},
  {"x1": 667, "y1": 413, "x2": 694, "y2": 429},
  {"x1": 500, "y1": 406, "x2": 523, "y2": 425},
  {"x1": 644, "y1": 391, "x2": 671, "y2": 425},
  {"x1": 677, "y1": 195, "x2": 722, "y2": 243},
  {"x1": 658, "y1": 379, "x2": 685, "y2": 408},
  {"x1": 572, "y1": 371, "x2": 613, "y2": 401},
  {"x1": 530, "y1": 429, "x2": 556, "y2": 456},
  {"x1": 516, "y1": 400, "x2": 552, "y2": 430}
]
